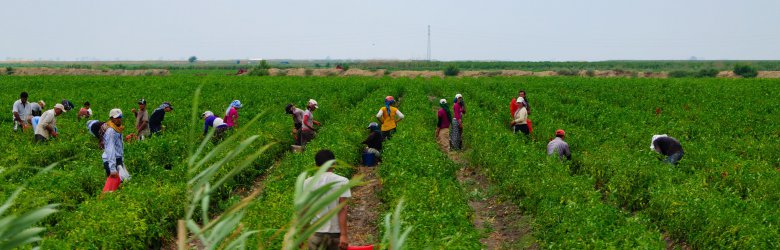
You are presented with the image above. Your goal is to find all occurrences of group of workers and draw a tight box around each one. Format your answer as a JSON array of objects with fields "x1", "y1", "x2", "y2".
[{"x1": 10, "y1": 88, "x2": 685, "y2": 250}]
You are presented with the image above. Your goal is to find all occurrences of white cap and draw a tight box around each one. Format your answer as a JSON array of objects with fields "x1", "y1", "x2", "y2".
[
  {"x1": 213, "y1": 117, "x2": 226, "y2": 127},
  {"x1": 516, "y1": 97, "x2": 525, "y2": 104},
  {"x1": 439, "y1": 99, "x2": 447, "y2": 104},
  {"x1": 308, "y1": 99, "x2": 319, "y2": 108},
  {"x1": 650, "y1": 134, "x2": 668, "y2": 150},
  {"x1": 39, "y1": 100, "x2": 46, "y2": 107},
  {"x1": 202, "y1": 111, "x2": 214, "y2": 119},
  {"x1": 54, "y1": 103, "x2": 67, "y2": 112},
  {"x1": 109, "y1": 108, "x2": 123, "y2": 118},
  {"x1": 455, "y1": 94, "x2": 463, "y2": 99}
]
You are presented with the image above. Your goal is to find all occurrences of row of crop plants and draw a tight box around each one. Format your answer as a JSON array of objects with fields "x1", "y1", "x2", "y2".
[
  {"x1": 374, "y1": 79, "x2": 483, "y2": 249},
  {"x1": 458, "y1": 77, "x2": 779, "y2": 248},
  {"x1": 0, "y1": 76, "x2": 375, "y2": 248},
  {"x1": 440, "y1": 77, "x2": 667, "y2": 248},
  {"x1": 241, "y1": 78, "x2": 397, "y2": 248}
]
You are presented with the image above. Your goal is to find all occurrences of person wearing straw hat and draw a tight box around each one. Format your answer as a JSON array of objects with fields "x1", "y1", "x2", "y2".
[
  {"x1": 131, "y1": 99, "x2": 150, "y2": 140},
  {"x1": 149, "y1": 102, "x2": 173, "y2": 135},
  {"x1": 376, "y1": 96, "x2": 404, "y2": 140},
  {"x1": 301, "y1": 99, "x2": 321, "y2": 146},
  {"x1": 650, "y1": 134, "x2": 684, "y2": 165},
  {"x1": 435, "y1": 98, "x2": 452, "y2": 152},
  {"x1": 511, "y1": 97, "x2": 529, "y2": 135},
  {"x1": 547, "y1": 129, "x2": 571, "y2": 161},
  {"x1": 34, "y1": 103, "x2": 66, "y2": 143}
]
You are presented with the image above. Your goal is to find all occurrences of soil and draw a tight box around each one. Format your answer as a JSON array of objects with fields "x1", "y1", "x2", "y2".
[
  {"x1": 445, "y1": 145, "x2": 536, "y2": 249},
  {"x1": 663, "y1": 233, "x2": 691, "y2": 250},
  {"x1": 0, "y1": 67, "x2": 169, "y2": 76},
  {"x1": 347, "y1": 166, "x2": 382, "y2": 246}
]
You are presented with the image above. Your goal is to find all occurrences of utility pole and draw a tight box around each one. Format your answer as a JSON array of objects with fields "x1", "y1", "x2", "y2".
[{"x1": 427, "y1": 25, "x2": 431, "y2": 61}]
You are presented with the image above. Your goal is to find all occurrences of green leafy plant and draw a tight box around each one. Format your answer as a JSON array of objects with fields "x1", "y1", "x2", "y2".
[
  {"x1": 0, "y1": 164, "x2": 58, "y2": 249},
  {"x1": 443, "y1": 65, "x2": 460, "y2": 76},
  {"x1": 734, "y1": 64, "x2": 758, "y2": 78}
]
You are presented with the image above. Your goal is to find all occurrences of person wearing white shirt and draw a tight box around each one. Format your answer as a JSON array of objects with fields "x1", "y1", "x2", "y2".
[{"x1": 304, "y1": 150, "x2": 351, "y2": 250}]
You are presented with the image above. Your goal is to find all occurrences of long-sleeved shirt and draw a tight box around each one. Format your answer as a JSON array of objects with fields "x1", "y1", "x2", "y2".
[
  {"x1": 453, "y1": 102, "x2": 465, "y2": 122},
  {"x1": 362, "y1": 131, "x2": 383, "y2": 151},
  {"x1": 653, "y1": 137, "x2": 683, "y2": 156},
  {"x1": 149, "y1": 108, "x2": 165, "y2": 132},
  {"x1": 102, "y1": 127, "x2": 124, "y2": 173},
  {"x1": 513, "y1": 107, "x2": 527, "y2": 125},
  {"x1": 204, "y1": 115, "x2": 217, "y2": 134},
  {"x1": 547, "y1": 137, "x2": 571, "y2": 160},
  {"x1": 437, "y1": 108, "x2": 451, "y2": 129},
  {"x1": 224, "y1": 107, "x2": 238, "y2": 127},
  {"x1": 291, "y1": 108, "x2": 304, "y2": 128}
]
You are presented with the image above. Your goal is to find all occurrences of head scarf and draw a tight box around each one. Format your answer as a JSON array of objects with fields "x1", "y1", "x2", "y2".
[
  {"x1": 650, "y1": 134, "x2": 668, "y2": 150},
  {"x1": 368, "y1": 122, "x2": 380, "y2": 133},
  {"x1": 440, "y1": 102, "x2": 452, "y2": 121},
  {"x1": 157, "y1": 102, "x2": 172, "y2": 111},
  {"x1": 226, "y1": 100, "x2": 242, "y2": 116}
]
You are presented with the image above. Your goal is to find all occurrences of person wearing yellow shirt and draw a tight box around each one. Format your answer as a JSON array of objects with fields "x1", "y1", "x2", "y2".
[{"x1": 375, "y1": 96, "x2": 404, "y2": 140}]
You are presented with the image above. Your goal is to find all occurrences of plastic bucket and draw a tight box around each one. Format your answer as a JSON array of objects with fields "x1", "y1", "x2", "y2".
[{"x1": 362, "y1": 152, "x2": 377, "y2": 167}]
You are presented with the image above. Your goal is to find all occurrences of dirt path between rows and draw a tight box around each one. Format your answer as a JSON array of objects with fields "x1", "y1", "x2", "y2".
[
  {"x1": 448, "y1": 148, "x2": 537, "y2": 249},
  {"x1": 347, "y1": 166, "x2": 382, "y2": 246}
]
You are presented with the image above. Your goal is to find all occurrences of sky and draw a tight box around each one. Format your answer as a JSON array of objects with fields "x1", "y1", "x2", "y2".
[{"x1": 2, "y1": 0, "x2": 779, "y2": 61}]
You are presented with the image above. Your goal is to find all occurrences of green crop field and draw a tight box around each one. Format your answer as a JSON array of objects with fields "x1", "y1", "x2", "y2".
[{"x1": 1, "y1": 75, "x2": 779, "y2": 249}]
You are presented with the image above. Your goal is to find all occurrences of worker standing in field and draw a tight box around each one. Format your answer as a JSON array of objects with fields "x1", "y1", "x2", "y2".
[
  {"x1": 301, "y1": 99, "x2": 321, "y2": 146},
  {"x1": 285, "y1": 103, "x2": 305, "y2": 146},
  {"x1": 376, "y1": 96, "x2": 404, "y2": 140},
  {"x1": 451, "y1": 94, "x2": 465, "y2": 150},
  {"x1": 305, "y1": 149, "x2": 351, "y2": 250},
  {"x1": 511, "y1": 98, "x2": 529, "y2": 135},
  {"x1": 435, "y1": 99, "x2": 452, "y2": 152},
  {"x1": 131, "y1": 99, "x2": 150, "y2": 140},
  {"x1": 102, "y1": 109, "x2": 125, "y2": 191},
  {"x1": 149, "y1": 102, "x2": 172, "y2": 135},
  {"x1": 34, "y1": 103, "x2": 66, "y2": 143},
  {"x1": 650, "y1": 134, "x2": 684, "y2": 165},
  {"x1": 12, "y1": 92, "x2": 32, "y2": 132},
  {"x1": 547, "y1": 129, "x2": 571, "y2": 160},
  {"x1": 362, "y1": 122, "x2": 383, "y2": 162},
  {"x1": 510, "y1": 90, "x2": 530, "y2": 117},
  {"x1": 224, "y1": 100, "x2": 242, "y2": 128}
]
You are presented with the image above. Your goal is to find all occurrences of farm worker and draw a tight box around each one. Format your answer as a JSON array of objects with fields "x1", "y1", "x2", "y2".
[
  {"x1": 86, "y1": 119, "x2": 107, "y2": 148},
  {"x1": 224, "y1": 100, "x2": 242, "y2": 128},
  {"x1": 149, "y1": 102, "x2": 173, "y2": 135},
  {"x1": 78, "y1": 101, "x2": 92, "y2": 121},
  {"x1": 304, "y1": 149, "x2": 351, "y2": 250},
  {"x1": 511, "y1": 98, "x2": 529, "y2": 135},
  {"x1": 131, "y1": 99, "x2": 150, "y2": 140},
  {"x1": 650, "y1": 134, "x2": 684, "y2": 165},
  {"x1": 30, "y1": 100, "x2": 45, "y2": 117},
  {"x1": 61, "y1": 99, "x2": 75, "y2": 112},
  {"x1": 376, "y1": 96, "x2": 404, "y2": 140},
  {"x1": 211, "y1": 117, "x2": 229, "y2": 141},
  {"x1": 547, "y1": 129, "x2": 571, "y2": 160},
  {"x1": 12, "y1": 92, "x2": 32, "y2": 131},
  {"x1": 301, "y1": 99, "x2": 321, "y2": 146},
  {"x1": 435, "y1": 99, "x2": 452, "y2": 152},
  {"x1": 285, "y1": 103, "x2": 305, "y2": 146},
  {"x1": 510, "y1": 90, "x2": 530, "y2": 118},
  {"x1": 102, "y1": 109, "x2": 125, "y2": 189},
  {"x1": 202, "y1": 111, "x2": 217, "y2": 135},
  {"x1": 451, "y1": 93, "x2": 465, "y2": 150},
  {"x1": 34, "y1": 103, "x2": 66, "y2": 143},
  {"x1": 362, "y1": 122, "x2": 383, "y2": 161}
]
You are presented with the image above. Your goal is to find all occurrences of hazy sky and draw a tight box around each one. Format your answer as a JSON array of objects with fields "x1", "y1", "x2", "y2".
[{"x1": 2, "y1": 0, "x2": 779, "y2": 61}]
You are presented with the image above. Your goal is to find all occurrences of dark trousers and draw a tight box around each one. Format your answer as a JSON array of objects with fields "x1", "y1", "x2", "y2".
[
  {"x1": 103, "y1": 158, "x2": 125, "y2": 177},
  {"x1": 513, "y1": 124, "x2": 529, "y2": 135},
  {"x1": 34, "y1": 134, "x2": 47, "y2": 143},
  {"x1": 381, "y1": 128, "x2": 396, "y2": 140},
  {"x1": 308, "y1": 233, "x2": 340, "y2": 250},
  {"x1": 665, "y1": 150, "x2": 684, "y2": 165}
]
